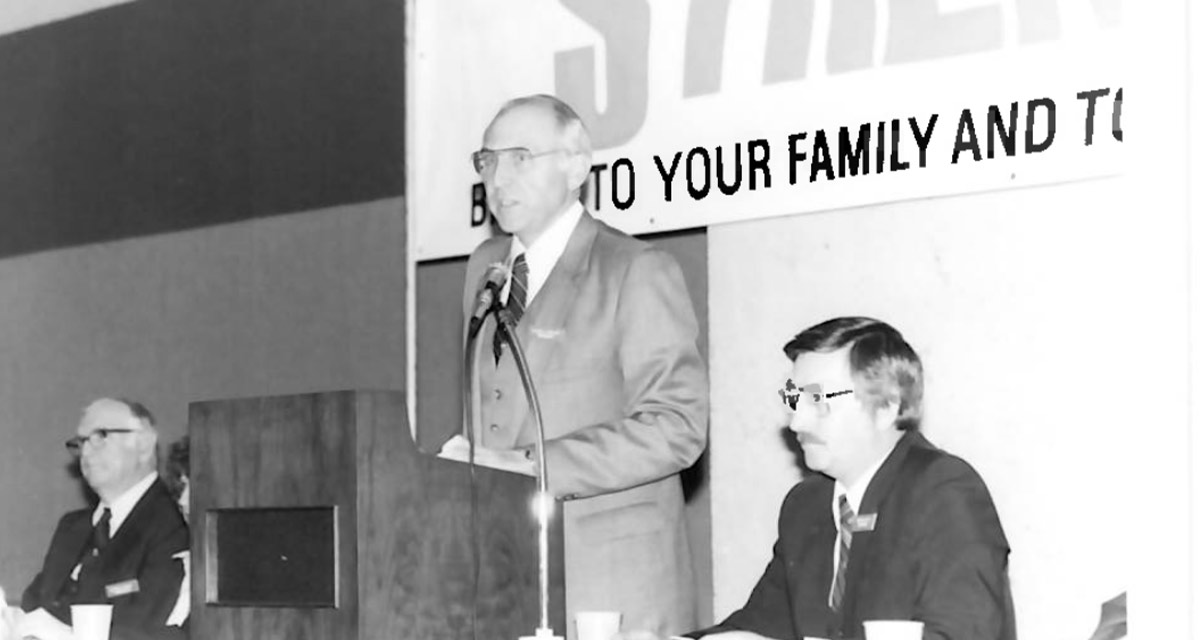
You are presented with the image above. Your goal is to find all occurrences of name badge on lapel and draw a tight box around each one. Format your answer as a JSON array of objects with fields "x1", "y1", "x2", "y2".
[
  {"x1": 530, "y1": 327, "x2": 564, "y2": 340},
  {"x1": 105, "y1": 579, "x2": 139, "y2": 598},
  {"x1": 850, "y1": 513, "x2": 877, "y2": 533}
]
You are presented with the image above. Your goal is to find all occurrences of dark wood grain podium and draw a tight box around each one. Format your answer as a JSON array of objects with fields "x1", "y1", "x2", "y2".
[{"x1": 188, "y1": 389, "x2": 565, "y2": 639}]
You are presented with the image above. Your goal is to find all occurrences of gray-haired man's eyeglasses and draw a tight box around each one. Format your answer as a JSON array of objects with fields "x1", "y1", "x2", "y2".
[
  {"x1": 470, "y1": 147, "x2": 571, "y2": 175},
  {"x1": 66, "y1": 428, "x2": 136, "y2": 455}
]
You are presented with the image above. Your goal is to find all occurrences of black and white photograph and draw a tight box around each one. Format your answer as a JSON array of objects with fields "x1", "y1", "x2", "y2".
[{"x1": 0, "y1": 1, "x2": 1194, "y2": 639}]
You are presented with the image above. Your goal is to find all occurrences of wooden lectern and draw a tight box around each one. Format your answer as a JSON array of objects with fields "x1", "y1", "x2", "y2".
[{"x1": 188, "y1": 390, "x2": 565, "y2": 639}]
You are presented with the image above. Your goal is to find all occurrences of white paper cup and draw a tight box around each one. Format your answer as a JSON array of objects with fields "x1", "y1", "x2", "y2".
[
  {"x1": 575, "y1": 610, "x2": 621, "y2": 640},
  {"x1": 71, "y1": 604, "x2": 113, "y2": 640},
  {"x1": 862, "y1": 620, "x2": 924, "y2": 640}
]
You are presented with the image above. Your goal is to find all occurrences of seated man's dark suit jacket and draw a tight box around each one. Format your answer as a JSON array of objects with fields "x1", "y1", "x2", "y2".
[
  {"x1": 23, "y1": 478, "x2": 189, "y2": 640},
  {"x1": 699, "y1": 431, "x2": 1015, "y2": 640}
]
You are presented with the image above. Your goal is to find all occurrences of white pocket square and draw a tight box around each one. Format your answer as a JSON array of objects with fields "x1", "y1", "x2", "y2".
[{"x1": 530, "y1": 327, "x2": 564, "y2": 340}]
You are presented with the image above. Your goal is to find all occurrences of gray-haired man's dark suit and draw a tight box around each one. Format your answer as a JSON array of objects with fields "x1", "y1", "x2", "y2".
[{"x1": 23, "y1": 479, "x2": 188, "y2": 639}]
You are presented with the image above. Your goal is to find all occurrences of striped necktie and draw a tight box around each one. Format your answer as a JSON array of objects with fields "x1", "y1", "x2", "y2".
[
  {"x1": 830, "y1": 495, "x2": 854, "y2": 612},
  {"x1": 492, "y1": 253, "x2": 529, "y2": 363},
  {"x1": 506, "y1": 253, "x2": 529, "y2": 323}
]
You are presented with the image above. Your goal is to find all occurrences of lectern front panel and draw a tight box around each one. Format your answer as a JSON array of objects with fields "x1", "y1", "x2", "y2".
[{"x1": 207, "y1": 506, "x2": 338, "y2": 607}]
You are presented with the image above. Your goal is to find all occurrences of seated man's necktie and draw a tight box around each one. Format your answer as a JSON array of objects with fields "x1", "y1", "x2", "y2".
[
  {"x1": 830, "y1": 495, "x2": 854, "y2": 612},
  {"x1": 81, "y1": 507, "x2": 112, "y2": 567},
  {"x1": 60, "y1": 508, "x2": 113, "y2": 606}
]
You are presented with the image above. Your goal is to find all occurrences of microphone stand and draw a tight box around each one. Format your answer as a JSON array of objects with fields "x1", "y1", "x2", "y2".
[
  {"x1": 462, "y1": 311, "x2": 484, "y2": 640},
  {"x1": 492, "y1": 306, "x2": 560, "y2": 640}
]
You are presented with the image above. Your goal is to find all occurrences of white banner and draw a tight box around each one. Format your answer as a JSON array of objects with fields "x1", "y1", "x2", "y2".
[{"x1": 410, "y1": 0, "x2": 1124, "y2": 261}]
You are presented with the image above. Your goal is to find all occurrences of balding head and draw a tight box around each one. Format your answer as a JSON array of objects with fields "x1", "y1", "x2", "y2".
[{"x1": 489, "y1": 94, "x2": 592, "y2": 157}]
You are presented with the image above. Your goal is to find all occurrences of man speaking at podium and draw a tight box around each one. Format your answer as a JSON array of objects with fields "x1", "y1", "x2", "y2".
[{"x1": 460, "y1": 94, "x2": 709, "y2": 638}]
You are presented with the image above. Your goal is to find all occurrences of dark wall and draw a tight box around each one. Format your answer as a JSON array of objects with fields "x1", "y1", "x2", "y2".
[{"x1": 0, "y1": 0, "x2": 405, "y2": 258}]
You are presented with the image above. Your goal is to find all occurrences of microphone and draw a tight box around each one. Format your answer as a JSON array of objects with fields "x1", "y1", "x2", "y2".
[{"x1": 467, "y1": 264, "x2": 510, "y2": 337}]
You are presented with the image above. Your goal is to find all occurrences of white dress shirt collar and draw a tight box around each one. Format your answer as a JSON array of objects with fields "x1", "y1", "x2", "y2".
[
  {"x1": 827, "y1": 441, "x2": 897, "y2": 605},
  {"x1": 507, "y1": 201, "x2": 583, "y2": 303},
  {"x1": 832, "y1": 440, "x2": 898, "y2": 518},
  {"x1": 94, "y1": 471, "x2": 159, "y2": 536}
]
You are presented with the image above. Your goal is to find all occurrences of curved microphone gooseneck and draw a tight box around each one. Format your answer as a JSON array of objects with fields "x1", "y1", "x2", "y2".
[{"x1": 492, "y1": 306, "x2": 557, "y2": 640}]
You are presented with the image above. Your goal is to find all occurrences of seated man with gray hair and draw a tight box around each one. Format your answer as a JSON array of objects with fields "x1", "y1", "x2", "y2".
[{"x1": 16, "y1": 398, "x2": 188, "y2": 640}]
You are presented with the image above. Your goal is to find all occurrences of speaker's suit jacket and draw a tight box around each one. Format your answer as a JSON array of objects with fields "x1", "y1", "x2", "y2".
[
  {"x1": 698, "y1": 431, "x2": 1015, "y2": 640},
  {"x1": 23, "y1": 479, "x2": 189, "y2": 640},
  {"x1": 462, "y1": 212, "x2": 709, "y2": 638}
]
